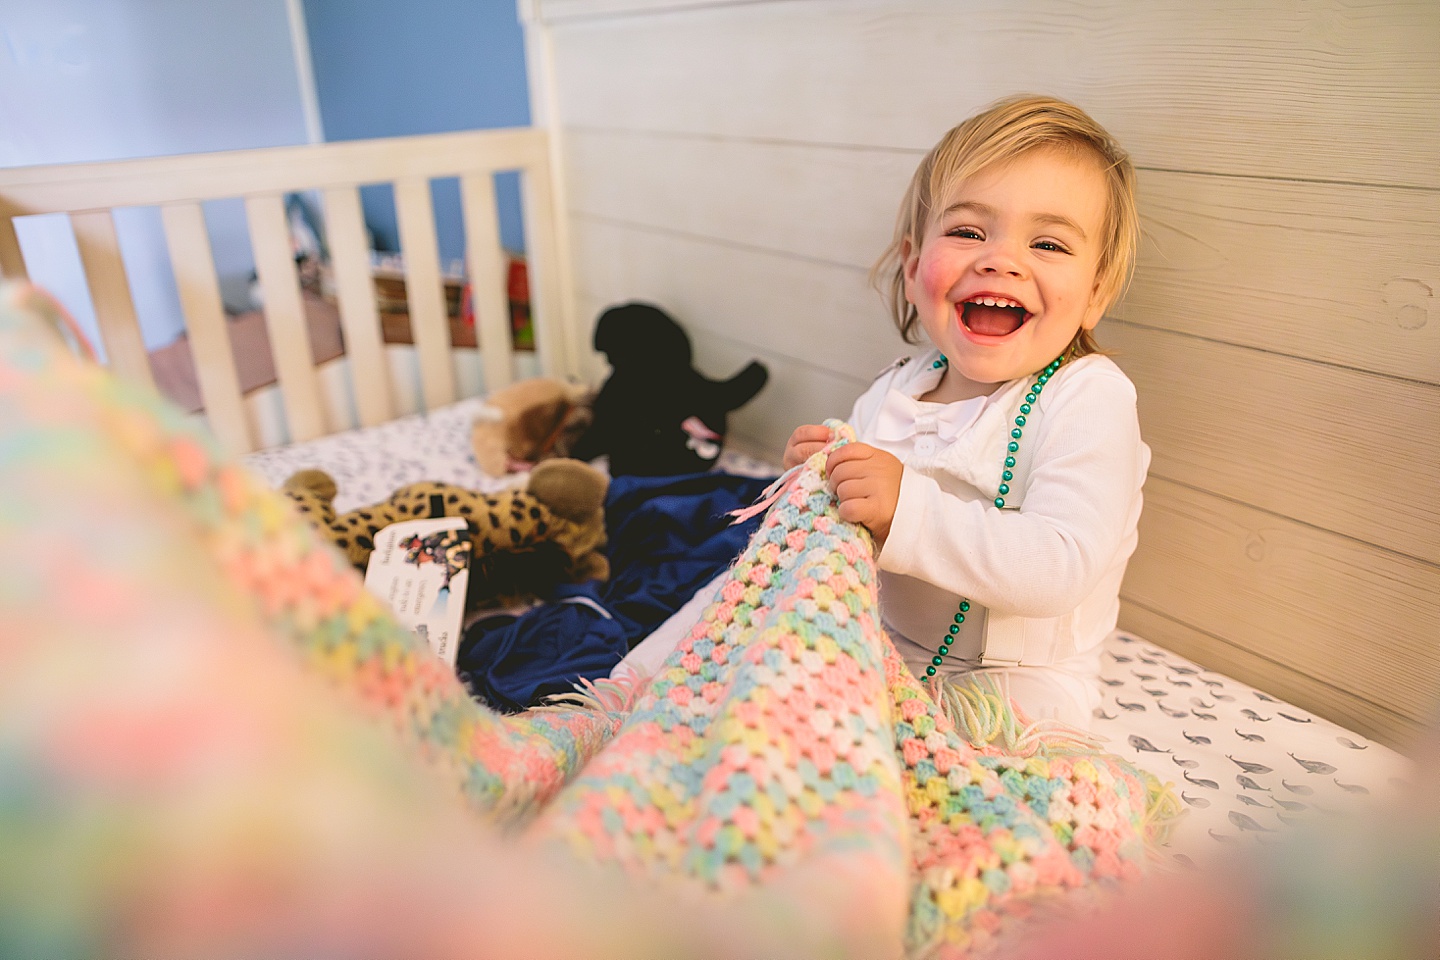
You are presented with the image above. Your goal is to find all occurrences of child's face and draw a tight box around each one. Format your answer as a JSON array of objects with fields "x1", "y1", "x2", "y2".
[{"x1": 904, "y1": 146, "x2": 1109, "y2": 388}]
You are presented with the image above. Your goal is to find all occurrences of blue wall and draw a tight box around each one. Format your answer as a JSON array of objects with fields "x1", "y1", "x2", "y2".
[
  {"x1": 303, "y1": 0, "x2": 532, "y2": 261},
  {"x1": 0, "y1": 0, "x2": 310, "y2": 352}
]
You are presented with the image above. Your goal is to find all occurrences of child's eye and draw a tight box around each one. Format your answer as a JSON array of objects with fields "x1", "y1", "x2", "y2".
[
  {"x1": 947, "y1": 226, "x2": 983, "y2": 240},
  {"x1": 1032, "y1": 239, "x2": 1071, "y2": 253}
]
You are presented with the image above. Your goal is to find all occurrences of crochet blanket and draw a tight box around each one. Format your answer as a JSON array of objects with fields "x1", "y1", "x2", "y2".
[{"x1": 0, "y1": 283, "x2": 1172, "y2": 959}]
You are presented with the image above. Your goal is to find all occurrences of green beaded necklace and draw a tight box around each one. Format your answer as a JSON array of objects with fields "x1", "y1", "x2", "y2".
[{"x1": 922, "y1": 352, "x2": 1065, "y2": 679}]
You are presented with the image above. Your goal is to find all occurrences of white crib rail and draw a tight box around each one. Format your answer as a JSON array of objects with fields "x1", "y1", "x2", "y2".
[{"x1": 0, "y1": 127, "x2": 573, "y2": 456}]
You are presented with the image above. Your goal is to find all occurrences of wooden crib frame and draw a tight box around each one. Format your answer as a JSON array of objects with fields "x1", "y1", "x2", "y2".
[{"x1": 0, "y1": 127, "x2": 576, "y2": 457}]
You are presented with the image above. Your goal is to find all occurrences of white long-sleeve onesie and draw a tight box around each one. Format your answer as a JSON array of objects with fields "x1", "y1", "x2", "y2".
[{"x1": 855, "y1": 349, "x2": 1150, "y2": 728}]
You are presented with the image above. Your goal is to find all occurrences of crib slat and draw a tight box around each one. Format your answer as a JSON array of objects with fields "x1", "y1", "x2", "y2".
[
  {"x1": 70, "y1": 211, "x2": 155, "y2": 390},
  {"x1": 519, "y1": 161, "x2": 575, "y2": 379},
  {"x1": 393, "y1": 177, "x2": 456, "y2": 409},
  {"x1": 160, "y1": 202, "x2": 253, "y2": 456},
  {"x1": 323, "y1": 185, "x2": 393, "y2": 426},
  {"x1": 459, "y1": 172, "x2": 513, "y2": 392},
  {"x1": 0, "y1": 216, "x2": 27, "y2": 281},
  {"x1": 244, "y1": 193, "x2": 327, "y2": 443}
]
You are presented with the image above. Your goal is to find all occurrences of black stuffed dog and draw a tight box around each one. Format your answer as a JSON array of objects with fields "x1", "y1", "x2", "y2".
[{"x1": 569, "y1": 302, "x2": 768, "y2": 476}]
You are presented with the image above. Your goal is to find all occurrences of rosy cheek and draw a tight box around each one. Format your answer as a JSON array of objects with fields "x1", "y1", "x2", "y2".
[{"x1": 914, "y1": 255, "x2": 953, "y2": 298}]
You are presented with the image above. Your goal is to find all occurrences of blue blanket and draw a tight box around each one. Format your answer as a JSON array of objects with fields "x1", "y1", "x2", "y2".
[{"x1": 455, "y1": 471, "x2": 775, "y2": 712}]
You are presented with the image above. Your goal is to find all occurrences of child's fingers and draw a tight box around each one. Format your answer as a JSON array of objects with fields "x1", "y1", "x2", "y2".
[
  {"x1": 784, "y1": 438, "x2": 829, "y2": 467},
  {"x1": 783, "y1": 424, "x2": 835, "y2": 467},
  {"x1": 783, "y1": 447, "x2": 823, "y2": 469},
  {"x1": 826, "y1": 453, "x2": 880, "y2": 490},
  {"x1": 790, "y1": 441, "x2": 827, "y2": 461},
  {"x1": 825, "y1": 441, "x2": 875, "y2": 469},
  {"x1": 835, "y1": 496, "x2": 875, "y2": 526},
  {"x1": 826, "y1": 445, "x2": 901, "y2": 543},
  {"x1": 834, "y1": 486, "x2": 894, "y2": 543},
  {"x1": 834, "y1": 486, "x2": 887, "y2": 533},
  {"x1": 786, "y1": 425, "x2": 831, "y2": 449},
  {"x1": 791, "y1": 424, "x2": 831, "y2": 443},
  {"x1": 831, "y1": 474, "x2": 878, "y2": 506}
]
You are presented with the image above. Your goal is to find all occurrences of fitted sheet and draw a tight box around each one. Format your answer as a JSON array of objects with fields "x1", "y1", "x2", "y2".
[
  {"x1": 1092, "y1": 632, "x2": 1411, "y2": 861},
  {"x1": 243, "y1": 396, "x2": 512, "y2": 512},
  {"x1": 244, "y1": 401, "x2": 1412, "y2": 861}
]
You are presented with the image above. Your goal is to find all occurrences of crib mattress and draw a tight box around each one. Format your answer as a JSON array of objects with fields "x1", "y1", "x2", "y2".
[
  {"x1": 244, "y1": 401, "x2": 1412, "y2": 860},
  {"x1": 1093, "y1": 632, "x2": 1411, "y2": 861},
  {"x1": 244, "y1": 396, "x2": 512, "y2": 512}
]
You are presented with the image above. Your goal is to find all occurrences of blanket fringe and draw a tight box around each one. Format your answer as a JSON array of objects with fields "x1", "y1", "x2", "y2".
[
  {"x1": 535, "y1": 671, "x2": 648, "y2": 720},
  {"x1": 1138, "y1": 769, "x2": 1185, "y2": 850},
  {"x1": 726, "y1": 463, "x2": 802, "y2": 525},
  {"x1": 929, "y1": 674, "x2": 1101, "y2": 757}
]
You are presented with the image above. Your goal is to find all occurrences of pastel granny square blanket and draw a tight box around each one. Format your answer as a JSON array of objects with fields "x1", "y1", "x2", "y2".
[{"x1": 0, "y1": 283, "x2": 1173, "y2": 959}]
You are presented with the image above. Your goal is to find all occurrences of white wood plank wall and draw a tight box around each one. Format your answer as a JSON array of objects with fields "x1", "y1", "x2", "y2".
[{"x1": 528, "y1": 0, "x2": 1440, "y2": 748}]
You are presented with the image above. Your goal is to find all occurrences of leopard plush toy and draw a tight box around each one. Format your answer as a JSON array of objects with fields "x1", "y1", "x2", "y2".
[{"x1": 283, "y1": 458, "x2": 609, "y2": 609}]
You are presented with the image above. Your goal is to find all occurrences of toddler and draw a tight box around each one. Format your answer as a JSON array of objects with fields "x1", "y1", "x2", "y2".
[
  {"x1": 783, "y1": 94, "x2": 1147, "y2": 730},
  {"x1": 618, "y1": 94, "x2": 1147, "y2": 731}
]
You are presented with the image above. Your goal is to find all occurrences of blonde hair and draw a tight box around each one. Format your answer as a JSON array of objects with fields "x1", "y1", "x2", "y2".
[{"x1": 873, "y1": 94, "x2": 1139, "y2": 358}]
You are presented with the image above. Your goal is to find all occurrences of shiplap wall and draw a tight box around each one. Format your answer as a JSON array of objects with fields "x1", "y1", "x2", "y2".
[{"x1": 524, "y1": 0, "x2": 1440, "y2": 750}]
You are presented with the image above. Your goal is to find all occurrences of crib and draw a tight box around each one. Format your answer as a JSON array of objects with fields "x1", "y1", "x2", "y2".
[
  {"x1": 0, "y1": 125, "x2": 576, "y2": 455},
  {"x1": 1, "y1": 0, "x2": 1436, "y2": 954}
]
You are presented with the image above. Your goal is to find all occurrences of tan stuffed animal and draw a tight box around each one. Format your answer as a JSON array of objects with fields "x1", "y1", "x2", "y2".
[
  {"x1": 284, "y1": 458, "x2": 609, "y2": 608},
  {"x1": 471, "y1": 376, "x2": 593, "y2": 476}
]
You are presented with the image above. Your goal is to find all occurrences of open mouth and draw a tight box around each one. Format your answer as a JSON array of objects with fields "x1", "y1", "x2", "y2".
[{"x1": 960, "y1": 296, "x2": 1030, "y2": 337}]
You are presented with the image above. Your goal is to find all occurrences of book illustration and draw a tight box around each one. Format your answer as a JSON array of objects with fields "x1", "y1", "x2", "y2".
[{"x1": 398, "y1": 529, "x2": 472, "y2": 615}]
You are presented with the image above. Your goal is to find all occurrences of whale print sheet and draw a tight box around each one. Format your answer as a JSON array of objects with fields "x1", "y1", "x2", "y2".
[{"x1": 1092, "y1": 631, "x2": 1412, "y2": 861}]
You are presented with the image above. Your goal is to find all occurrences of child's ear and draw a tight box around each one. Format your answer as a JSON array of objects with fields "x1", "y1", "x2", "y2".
[
  {"x1": 1081, "y1": 275, "x2": 1107, "y2": 330},
  {"x1": 901, "y1": 236, "x2": 920, "y2": 304}
]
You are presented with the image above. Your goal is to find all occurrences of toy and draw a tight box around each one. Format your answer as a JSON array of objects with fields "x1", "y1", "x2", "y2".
[
  {"x1": 568, "y1": 302, "x2": 769, "y2": 476},
  {"x1": 283, "y1": 458, "x2": 609, "y2": 608},
  {"x1": 471, "y1": 376, "x2": 594, "y2": 477}
]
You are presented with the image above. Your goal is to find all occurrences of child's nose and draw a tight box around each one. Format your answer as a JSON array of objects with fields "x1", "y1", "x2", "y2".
[
  {"x1": 976, "y1": 250, "x2": 1025, "y2": 278},
  {"x1": 975, "y1": 240, "x2": 1026, "y2": 278}
]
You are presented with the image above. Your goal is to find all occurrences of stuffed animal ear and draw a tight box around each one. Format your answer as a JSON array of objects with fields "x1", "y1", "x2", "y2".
[
  {"x1": 283, "y1": 468, "x2": 338, "y2": 503},
  {"x1": 592, "y1": 302, "x2": 691, "y2": 368},
  {"x1": 525, "y1": 458, "x2": 607, "y2": 525}
]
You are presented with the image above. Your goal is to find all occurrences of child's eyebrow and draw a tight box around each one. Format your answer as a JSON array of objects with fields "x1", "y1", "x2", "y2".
[
  {"x1": 941, "y1": 200, "x2": 1088, "y2": 240},
  {"x1": 1032, "y1": 212, "x2": 1088, "y2": 240}
]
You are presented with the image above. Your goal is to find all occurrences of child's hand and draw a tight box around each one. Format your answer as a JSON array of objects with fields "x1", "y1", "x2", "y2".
[
  {"x1": 825, "y1": 443, "x2": 903, "y2": 544},
  {"x1": 783, "y1": 424, "x2": 832, "y2": 469}
]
